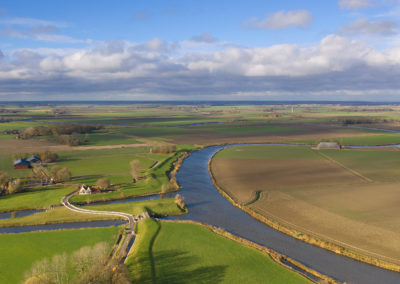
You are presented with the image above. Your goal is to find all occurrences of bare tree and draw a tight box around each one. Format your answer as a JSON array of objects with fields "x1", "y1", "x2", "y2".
[
  {"x1": 175, "y1": 194, "x2": 186, "y2": 210},
  {"x1": 31, "y1": 165, "x2": 50, "y2": 185},
  {"x1": 7, "y1": 179, "x2": 22, "y2": 194},
  {"x1": 56, "y1": 167, "x2": 72, "y2": 182},
  {"x1": 96, "y1": 178, "x2": 111, "y2": 190}
]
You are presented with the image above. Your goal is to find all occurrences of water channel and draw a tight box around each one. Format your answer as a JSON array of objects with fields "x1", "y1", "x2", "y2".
[{"x1": 168, "y1": 144, "x2": 400, "y2": 284}]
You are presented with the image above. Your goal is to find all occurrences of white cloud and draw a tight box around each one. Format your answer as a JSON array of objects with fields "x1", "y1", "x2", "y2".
[
  {"x1": 244, "y1": 10, "x2": 313, "y2": 30},
  {"x1": 1, "y1": 36, "x2": 400, "y2": 100},
  {"x1": 339, "y1": 0, "x2": 371, "y2": 10},
  {"x1": 340, "y1": 18, "x2": 398, "y2": 35},
  {"x1": 0, "y1": 17, "x2": 67, "y2": 28}
]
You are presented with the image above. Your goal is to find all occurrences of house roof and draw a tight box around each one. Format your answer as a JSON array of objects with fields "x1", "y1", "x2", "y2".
[
  {"x1": 27, "y1": 155, "x2": 41, "y2": 162},
  {"x1": 14, "y1": 159, "x2": 31, "y2": 166}
]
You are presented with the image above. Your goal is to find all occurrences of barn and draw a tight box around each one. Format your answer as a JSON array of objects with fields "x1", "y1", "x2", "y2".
[
  {"x1": 27, "y1": 155, "x2": 41, "y2": 164},
  {"x1": 316, "y1": 142, "x2": 341, "y2": 150},
  {"x1": 13, "y1": 159, "x2": 32, "y2": 169}
]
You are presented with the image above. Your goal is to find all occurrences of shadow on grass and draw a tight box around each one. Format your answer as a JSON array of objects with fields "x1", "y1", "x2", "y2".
[{"x1": 133, "y1": 249, "x2": 227, "y2": 284}]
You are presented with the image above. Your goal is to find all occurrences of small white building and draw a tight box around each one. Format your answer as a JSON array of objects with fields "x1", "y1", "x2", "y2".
[
  {"x1": 316, "y1": 142, "x2": 341, "y2": 150},
  {"x1": 79, "y1": 184, "x2": 92, "y2": 195}
]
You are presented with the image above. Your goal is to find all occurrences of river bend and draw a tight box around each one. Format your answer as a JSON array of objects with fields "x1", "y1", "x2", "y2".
[{"x1": 172, "y1": 145, "x2": 400, "y2": 284}]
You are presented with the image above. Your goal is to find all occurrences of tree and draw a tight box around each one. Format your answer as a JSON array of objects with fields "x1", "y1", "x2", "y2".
[
  {"x1": 130, "y1": 159, "x2": 142, "y2": 183},
  {"x1": 56, "y1": 167, "x2": 72, "y2": 182},
  {"x1": 50, "y1": 165, "x2": 61, "y2": 177},
  {"x1": 96, "y1": 178, "x2": 110, "y2": 190},
  {"x1": 31, "y1": 165, "x2": 50, "y2": 185},
  {"x1": 0, "y1": 171, "x2": 10, "y2": 194},
  {"x1": 40, "y1": 151, "x2": 58, "y2": 163},
  {"x1": 7, "y1": 179, "x2": 22, "y2": 194},
  {"x1": 175, "y1": 194, "x2": 186, "y2": 210}
]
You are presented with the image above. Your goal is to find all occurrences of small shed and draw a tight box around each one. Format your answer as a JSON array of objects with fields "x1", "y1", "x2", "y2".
[
  {"x1": 27, "y1": 155, "x2": 41, "y2": 164},
  {"x1": 13, "y1": 159, "x2": 31, "y2": 169},
  {"x1": 316, "y1": 142, "x2": 341, "y2": 150}
]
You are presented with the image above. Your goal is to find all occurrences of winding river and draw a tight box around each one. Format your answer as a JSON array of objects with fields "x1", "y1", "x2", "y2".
[{"x1": 169, "y1": 145, "x2": 400, "y2": 284}]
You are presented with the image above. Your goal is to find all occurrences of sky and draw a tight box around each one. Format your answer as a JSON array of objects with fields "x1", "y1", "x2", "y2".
[{"x1": 1, "y1": 0, "x2": 400, "y2": 101}]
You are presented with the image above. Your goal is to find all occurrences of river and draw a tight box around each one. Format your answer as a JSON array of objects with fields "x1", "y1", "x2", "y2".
[{"x1": 168, "y1": 145, "x2": 400, "y2": 284}]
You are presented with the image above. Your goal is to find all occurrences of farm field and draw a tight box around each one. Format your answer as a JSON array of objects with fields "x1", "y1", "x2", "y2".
[
  {"x1": 211, "y1": 145, "x2": 400, "y2": 264},
  {"x1": 126, "y1": 219, "x2": 310, "y2": 284},
  {"x1": 0, "y1": 226, "x2": 119, "y2": 284}
]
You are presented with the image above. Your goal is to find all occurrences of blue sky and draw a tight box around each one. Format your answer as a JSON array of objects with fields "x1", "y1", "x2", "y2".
[{"x1": 1, "y1": 0, "x2": 400, "y2": 100}]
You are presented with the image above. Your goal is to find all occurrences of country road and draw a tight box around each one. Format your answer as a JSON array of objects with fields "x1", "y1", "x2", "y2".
[{"x1": 61, "y1": 192, "x2": 144, "y2": 259}]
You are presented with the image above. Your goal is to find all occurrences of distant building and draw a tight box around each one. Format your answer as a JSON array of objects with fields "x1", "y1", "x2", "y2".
[
  {"x1": 27, "y1": 155, "x2": 41, "y2": 164},
  {"x1": 13, "y1": 159, "x2": 31, "y2": 169},
  {"x1": 316, "y1": 142, "x2": 341, "y2": 150}
]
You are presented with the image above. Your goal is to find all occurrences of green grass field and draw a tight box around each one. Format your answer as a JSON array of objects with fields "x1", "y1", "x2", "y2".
[
  {"x1": 86, "y1": 198, "x2": 184, "y2": 217},
  {"x1": 0, "y1": 185, "x2": 74, "y2": 212},
  {"x1": 126, "y1": 219, "x2": 310, "y2": 284},
  {"x1": 0, "y1": 226, "x2": 119, "y2": 284}
]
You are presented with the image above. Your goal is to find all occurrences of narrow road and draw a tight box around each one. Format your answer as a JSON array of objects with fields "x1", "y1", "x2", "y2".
[{"x1": 61, "y1": 192, "x2": 144, "y2": 260}]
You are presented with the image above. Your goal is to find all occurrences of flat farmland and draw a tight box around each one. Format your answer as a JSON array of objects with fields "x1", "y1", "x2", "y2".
[
  {"x1": 211, "y1": 145, "x2": 400, "y2": 264},
  {"x1": 211, "y1": 146, "x2": 365, "y2": 204}
]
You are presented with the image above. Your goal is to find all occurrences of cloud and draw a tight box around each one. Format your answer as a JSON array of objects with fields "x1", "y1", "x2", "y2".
[
  {"x1": 244, "y1": 10, "x2": 313, "y2": 30},
  {"x1": 190, "y1": 33, "x2": 218, "y2": 43},
  {"x1": 1, "y1": 35, "x2": 400, "y2": 100},
  {"x1": 131, "y1": 11, "x2": 151, "y2": 22},
  {"x1": 339, "y1": 0, "x2": 371, "y2": 10},
  {"x1": 0, "y1": 17, "x2": 85, "y2": 43},
  {"x1": 0, "y1": 17, "x2": 67, "y2": 28},
  {"x1": 29, "y1": 25, "x2": 59, "y2": 35},
  {"x1": 340, "y1": 18, "x2": 398, "y2": 35},
  {"x1": 0, "y1": 28, "x2": 27, "y2": 38}
]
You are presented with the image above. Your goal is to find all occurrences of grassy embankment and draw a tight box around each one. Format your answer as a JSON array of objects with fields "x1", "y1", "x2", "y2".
[
  {"x1": 210, "y1": 145, "x2": 400, "y2": 271},
  {"x1": 126, "y1": 219, "x2": 313, "y2": 284},
  {"x1": 0, "y1": 198, "x2": 183, "y2": 228},
  {"x1": 0, "y1": 226, "x2": 119, "y2": 284}
]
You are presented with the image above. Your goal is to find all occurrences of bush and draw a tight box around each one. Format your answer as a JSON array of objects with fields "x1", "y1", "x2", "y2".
[
  {"x1": 40, "y1": 151, "x2": 58, "y2": 163},
  {"x1": 175, "y1": 194, "x2": 186, "y2": 210},
  {"x1": 56, "y1": 167, "x2": 72, "y2": 182},
  {"x1": 7, "y1": 179, "x2": 22, "y2": 194},
  {"x1": 96, "y1": 178, "x2": 111, "y2": 190}
]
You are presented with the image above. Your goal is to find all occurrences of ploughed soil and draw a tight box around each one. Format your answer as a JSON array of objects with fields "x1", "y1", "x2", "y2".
[
  {"x1": 211, "y1": 150, "x2": 400, "y2": 264},
  {"x1": 211, "y1": 158, "x2": 364, "y2": 204}
]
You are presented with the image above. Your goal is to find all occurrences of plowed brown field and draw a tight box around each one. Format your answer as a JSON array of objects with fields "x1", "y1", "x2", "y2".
[{"x1": 211, "y1": 145, "x2": 400, "y2": 264}]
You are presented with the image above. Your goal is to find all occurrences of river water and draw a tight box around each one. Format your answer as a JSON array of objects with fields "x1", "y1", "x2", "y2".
[{"x1": 168, "y1": 145, "x2": 400, "y2": 284}]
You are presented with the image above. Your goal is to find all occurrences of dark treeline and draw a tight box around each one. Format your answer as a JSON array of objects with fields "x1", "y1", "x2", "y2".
[
  {"x1": 337, "y1": 118, "x2": 390, "y2": 125},
  {"x1": 19, "y1": 123, "x2": 103, "y2": 145}
]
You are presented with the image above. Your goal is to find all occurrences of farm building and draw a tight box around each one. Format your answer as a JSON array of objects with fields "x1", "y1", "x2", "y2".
[
  {"x1": 27, "y1": 155, "x2": 41, "y2": 164},
  {"x1": 78, "y1": 184, "x2": 101, "y2": 195},
  {"x1": 13, "y1": 159, "x2": 31, "y2": 169},
  {"x1": 316, "y1": 142, "x2": 341, "y2": 150}
]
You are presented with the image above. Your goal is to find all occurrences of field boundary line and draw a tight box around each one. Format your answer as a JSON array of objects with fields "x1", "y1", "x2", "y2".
[
  {"x1": 316, "y1": 151, "x2": 373, "y2": 182},
  {"x1": 250, "y1": 202, "x2": 400, "y2": 264}
]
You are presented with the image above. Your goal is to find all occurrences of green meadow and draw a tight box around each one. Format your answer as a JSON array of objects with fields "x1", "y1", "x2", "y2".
[
  {"x1": 126, "y1": 219, "x2": 310, "y2": 284},
  {"x1": 0, "y1": 227, "x2": 119, "y2": 284}
]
